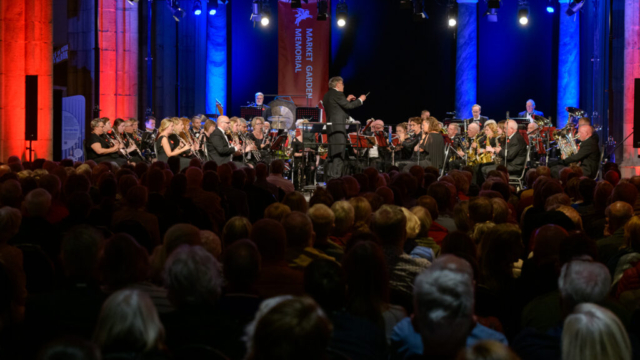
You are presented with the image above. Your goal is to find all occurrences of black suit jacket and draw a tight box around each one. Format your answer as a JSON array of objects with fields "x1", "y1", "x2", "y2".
[
  {"x1": 322, "y1": 88, "x2": 363, "y2": 158},
  {"x1": 498, "y1": 132, "x2": 528, "y2": 173},
  {"x1": 518, "y1": 110, "x2": 544, "y2": 118},
  {"x1": 562, "y1": 135, "x2": 600, "y2": 178},
  {"x1": 207, "y1": 127, "x2": 235, "y2": 164},
  {"x1": 470, "y1": 116, "x2": 488, "y2": 127}
]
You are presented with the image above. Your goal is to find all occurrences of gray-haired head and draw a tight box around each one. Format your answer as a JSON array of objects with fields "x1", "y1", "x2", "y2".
[
  {"x1": 413, "y1": 255, "x2": 475, "y2": 346},
  {"x1": 558, "y1": 260, "x2": 611, "y2": 312},
  {"x1": 24, "y1": 188, "x2": 52, "y2": 218},
  {"x1": 164, "y1": 245, "x2": 223, "y2": 308},
  {"x1": 526, "y1": 99, "x2": 536, "y2": 107},
  {"x1": 328, "y1": 76, "x2": 344, "y2": 89}
]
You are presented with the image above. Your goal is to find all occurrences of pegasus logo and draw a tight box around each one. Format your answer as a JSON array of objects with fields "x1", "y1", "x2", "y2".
[{"x1": 293, "y1": 8, "x2": 312, "y2": 26}]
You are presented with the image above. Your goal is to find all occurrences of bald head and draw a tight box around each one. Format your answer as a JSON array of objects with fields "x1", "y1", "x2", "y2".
[
  {"x1": 606, "y1": 201, "x2": 634, "y2": 233},
  {"x1": 467, "y1": 123, "x2": 480, "y2": 138},
  {"x1": 578, "y1": 125, "x2": 593, "y2": 140},
  {"x1": 217, "y1": 116, "x2": 231, "y2": 131},
  {"x1": 506, "y1": 120, "x2": 518, "y2": 135}
]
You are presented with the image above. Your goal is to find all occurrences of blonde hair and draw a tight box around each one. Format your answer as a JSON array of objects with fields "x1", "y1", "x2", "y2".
[
  {"x1": 93, "y1": 289, "x2": 165, "y2": 353},
  {"x1": 396, "y1": 122, "x2": 407, "y2": 132},
  {"x1": 562, "y1": 303, "x2": 631, "y2": 360},
  {"x1": 90, "y1": 118, "x2": 105, "y2": 131},
  {"x1": 624, "y1": 215, "x2": 640, "y2": 250},
  {"x1": 484, "y1": 122, "x2": 498, "y2": 138},
  {"x1": 158, "y1": 118, "x2": 173, "y2": 134},
  {"x1": 204, "y1": 119, "x2": 216, "y2": 132},
  {"x1": 251, "y1": 117, "x2": 265, "y2": 129},
  {"x1": 410, "y1": 206, "x2": 432, "y2": 238},
  {"x1": 458, "y1": 340, "x2": 519, "y2": 360},
  {"x1": 348, "y1": 196, "x2": 372, "y2": 225},
  {"x1": 401, "y1": 207, "x2": 421, "y2": 239}
]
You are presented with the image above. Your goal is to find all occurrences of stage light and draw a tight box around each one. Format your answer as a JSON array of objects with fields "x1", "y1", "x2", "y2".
[
  {"x1": 565, "y1": 0, "x2": 584, "y2": 15},
  {"x1": 447, "y1": 0, "x2": 457, "y2": 27},
  {"x1": 127, "y1": 0, "x2": 139, "y2": 5},
  {"x1": 251, "y1": 0, "x2": 270, "y2": 26},
  {"x1": 209, "y1": 0, "x2": 218, "y2": 15},
  {"x1": 485, "y1": 0, "x2": 500, "y2": 22},
  {"x1": 167, "y1": 0, "x2": 186, "y2": 21},
  {"x1": 337, "y1": 0, "x2": 348, "y2": 27},
  {"x1": 412, "y1": 0, "x2": 428, "y2": 22},
  {"x1": 194, "y1": 0, "x2": 202, "y2": 15},
  {"x1": 317, "y1": 0, "x2": 329, "y2": 20},
  {"x1": 518, "y1": 1, "x2": 529, "y2": 25},
  {"x1": 546, "y1": 6, "x2": 554, "y2": 13}
]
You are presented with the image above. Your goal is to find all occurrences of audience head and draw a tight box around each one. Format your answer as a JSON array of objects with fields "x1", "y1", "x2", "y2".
[
  {"x1": 281, "y1": 191, "x2": 308, "y2": 213},
  {"x1": 223, "y1": 239, "x2": 261, "y2": 292},
  {"x1": 371, "y1": 205, "x2": 407, "y2": 248},
  {"x1": 307, "y1": 204, "x2": 335, "y2": 242},
  {"x1": 61, "y1": 225, "x2": 103, "y2": 283},
  {"x1": 427, "y1": 182, "x2": 452, "y2": 214},
  {"x1": 606, "y1": 201, "x2": 634, "y2": 234},
  {"x1": 163, "y1": 223, "x2": 202, "y2": 257},
  {"x1": 282, "y1": 211, "x2": 314, "y2": 249},
  {"x1": 413, "y1": 255, "x2": 475, "y2": 358},
  {"x1": 250, "y1": 219, "x2": 287, "y2": 262},
  {"x1": 562, "y1": 303, "x2": 631, "y2": 360},
  {"x1": 263, "y1": 202, "x2": 291, "y2": 222},
  {"x1": 478, "y1": 224, "x2": 523, "y2": 290},
  {"x1": 331, "y1": 200, "x2": 355, "y2": 237},
  {"x1": 98, "y1": 234, "x2": 149, "y2": 292},
  {"x1": 558, "y1": 260, "x2": 611, "y2": 314},
  {"x1": 610, "y1": 182, "x2": 638, "y2": 208},
  {"x1": 93, "y1": 289, "x2": 165, "y2": 353},
  {"x1": 624, "y1": 215, "x2": 640, "y2": 251},
  {"x1": 37, "y1": 337, "x2": 100, "y2": 360},
  {"x1": 0, "y1": 206, "x2": 21, "y2": 243},
  {"x1": 23, "y1": 188, "x2": 51, "y2": 217},
  {"x1": 164, "y1": 245, "x2": 222, "y2": 307},
  {"x1": 247, "y1": 297, "x2": 332, "y2": 360},
  {"x1": 222, "y1": 216, "x2": 252, "y2": 248},
  {"x1": 304, "y1": 259, "x2": 346, "y2": 313}
]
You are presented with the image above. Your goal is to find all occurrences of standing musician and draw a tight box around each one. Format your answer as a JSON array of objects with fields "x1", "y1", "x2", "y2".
[
  {"x1": 86, "y1": 118, "x2": 127, "y2": 165},
  {"x1": 322, "y1": 76, "x2": 367, "y2": 180},
  {"x1": 550, "y1": 125, "x2": 600, "y2": 179},
  {"x1": 518, "y1": 99, "x2": 544, "y2": 122},
  {"x1": 470, "y1": 104, "x2": 488, "y2": 127},
  {"x1": 363, "y1": 119, "x2": 388, "y2": 172},
  {"x1": 247, "y1": 117, "x2": 272, "y2": 164},
  {"x1": 411, "y1": 117, "x2": 444, "y2": 169},
  {"x1": 170, "y1": 118, "x2": 195, "y2": 169},
  {"x1": 481, "y1": 120, "x2": 528, "y2": 178},
  {"x1": 207, "y1": 116, "x2": 240, "y2": 165},
  {"x1": 155, "y1": 118, "x2": 191, "y2": 165},
  {"x1": 291, "y1": 125, "x2": 317, "y2": 190}
]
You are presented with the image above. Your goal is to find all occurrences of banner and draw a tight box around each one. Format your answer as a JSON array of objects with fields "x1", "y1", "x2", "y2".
[
  {"x1": 62, "y1": 95, "x2": 86, "y2": 162},
  {"x1": 278, "y1": 0, "x2": 330, "y2": 107}
]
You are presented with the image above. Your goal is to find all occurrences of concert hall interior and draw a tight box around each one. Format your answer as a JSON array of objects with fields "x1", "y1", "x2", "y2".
[{"x1": 1, "y1": 0, "x2": 640, "y2": 359}]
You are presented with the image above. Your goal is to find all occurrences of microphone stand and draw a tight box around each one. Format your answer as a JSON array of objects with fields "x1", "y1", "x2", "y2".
[{"x1": 504, "y1": 112, "x2": 510, "y2": 168}]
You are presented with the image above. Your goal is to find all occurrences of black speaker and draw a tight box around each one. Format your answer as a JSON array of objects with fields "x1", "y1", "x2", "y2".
[
  {"x1": 25, "y1": 75, "x2": 38, "y2": 141},
  {"x1": 635, "y1": 78, "x2": 640, "y2": 147}
]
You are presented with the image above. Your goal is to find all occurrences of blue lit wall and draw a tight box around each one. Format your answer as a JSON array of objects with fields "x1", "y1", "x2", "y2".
[
  {"x1": 206, "y1": 2, "x2": 227, "y2": 114},
  {"x1": 557, "y1": 2, "x2": 580, "y2": 128},
  {"x1": 455, "y1": 0, "x2": 477, "y2": 120}
]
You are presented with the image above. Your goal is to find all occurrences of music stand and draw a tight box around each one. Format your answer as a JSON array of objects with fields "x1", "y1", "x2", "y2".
[{"x1": 240, "y1": 106, "x2": 265, "y2": 120}]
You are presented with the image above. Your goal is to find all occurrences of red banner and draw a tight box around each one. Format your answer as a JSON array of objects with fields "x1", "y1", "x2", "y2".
[{"x1": 278, "y1": 0, "x2": 330, "y2": 107}]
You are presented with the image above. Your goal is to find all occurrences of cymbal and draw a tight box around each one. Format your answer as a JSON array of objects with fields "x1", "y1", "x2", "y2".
[
  {"x1": 566, "y1": 107, "x2": 586, "y2": 116},
  {"x1": 268, "y1": 116, "x2": 287, "y2": 121}
]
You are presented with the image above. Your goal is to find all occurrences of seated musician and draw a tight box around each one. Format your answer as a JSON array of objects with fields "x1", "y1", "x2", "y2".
[
  {"x1": 247, "y1": 117, "x2": 272, "y2": 163},
  {"x1": 577, "y1": 116, "x2": 599, "y2": 143},
  {"x1": 235, "y1": 118, "x2": 258, "y2": 165},
  {"x1": 445, "y1": 123, "x2": 465, "y2": 170},
  {"x1": 291, "y1": 126, "x2": 317, "y2": 190},
  {"x1": 254, "y1": 92, "x2": 272, "y2": 119},
  {"x1": 527, "y1": 122, "x2": 542, "y2": 164},
  {"x1": 141, "y1": 117, "x2": 158, "y2": 157},
  {"x1": 474, "y1": 121, "x2": 499, "y2": 183},
  {"x1": 393, "y1": 122, "x2": 411, "y2": 160},
  {"x1": 481, "y1": 120, "x2": 528, "y2": 178},
  {"x1": 114, "y1": 118, "x2": 144, "y2": 164},
  {"x1": 86, "y1": 118, "x2": 127, "y2": 166},
  {"x1": 412, "y1": 117, "x2": 445, "y2": 170},
  {"x1": 550, "y1": 125, "x2": 600, "y2": 179},
  {"x1": 395, "y1": 119, "x2": 421, "y2": 170},
  {"x1": 170, "y1": 118, "x2": 195, "y2": 169}
]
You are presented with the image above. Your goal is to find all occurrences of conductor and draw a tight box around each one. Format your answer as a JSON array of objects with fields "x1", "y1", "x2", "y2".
[{"x1": 322, "y1": 76, "x2": 367, "y2": 180}]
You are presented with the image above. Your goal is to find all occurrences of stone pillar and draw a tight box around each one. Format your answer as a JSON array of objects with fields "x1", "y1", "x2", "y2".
[
  {"x1": 0, "y1": 0, "x2": 54, "y2": 161},
  {"x1": 557, "y1": 2, "x2": 580, "y2": 128},
  {"x1": 621, "y1": 0, "x2": 640, "y2": 176},
  {"x1": 455, "y1": 0, "x2": 478, "y2": 120},
  {"x1": 206, "y1": 3, "x2": 227, "y2": 114},
  {"x1": 98, "y1": 0, "x2": 138, "y2": 121}
]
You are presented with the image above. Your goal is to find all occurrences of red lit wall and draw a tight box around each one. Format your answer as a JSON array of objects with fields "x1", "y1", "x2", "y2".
[
  {"x1": 98, "y1": 0, "x2": 138, "y2": 123},
  {"x1": 0, "y1": 0, "x2": 53, "y2": 161}
]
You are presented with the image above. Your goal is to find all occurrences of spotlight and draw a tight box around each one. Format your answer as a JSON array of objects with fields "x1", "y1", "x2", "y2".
[
  {"x1": 485, "y1": 0, "x2": 500, "y2": 22},
  {"x1": 127, "y1": 0, "x2": 139, "y2": 5},
  {"x1": 565, "y1": 0, "x2": 584, "y2": 16},
  {"x1": 399, "y1": 0, "x2": 412, "y2": 9},
  {"x1": 252, "y1": 0, "x2": 271, "y2": 26},
  {"x1": 167, "y1": 0, "x2": 186, "y2": 21},
  {"x1": 447, "y1": 0, "x2": 457, "y2": 27},
  {"x1": 337, "y1": 0, "x2": 347, "y2": 27},
  {"x1": 194, "y1": 0, "x2": 202, "y2": 15},
  {"x1": 518, "y1": 1, "x2": 529, "y2": 25},
  {"x1": 317, "y1": 0, "x2": 329, "y2": 20},
  {"x1": 412, "y1": 0, "x2": 428, "y2": 22},
  {"x1": 209, "y1": 0, "x2": 218, "y2": 15},
  {"x1": 546, "y1": 6, "x2": 554, "y2": 13}
]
